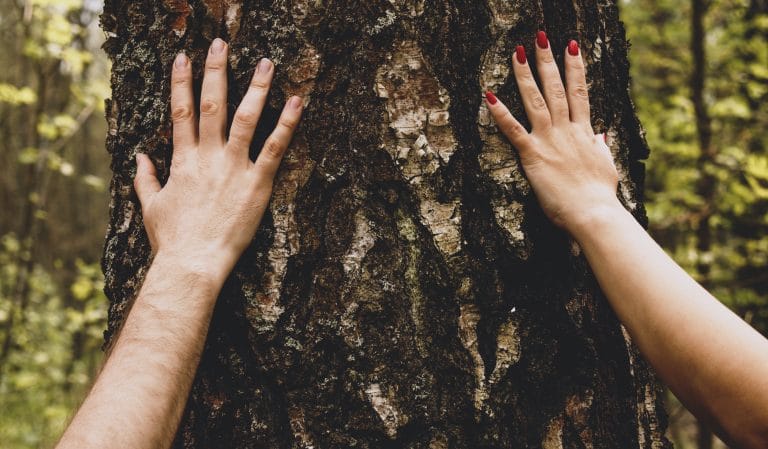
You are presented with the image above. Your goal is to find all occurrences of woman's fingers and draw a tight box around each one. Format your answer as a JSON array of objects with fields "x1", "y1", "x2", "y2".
[
  {"x1": 228, "y1": 58, "x2": 275, "y2": 161},
  {"x1": 534, "y1": 31, "x2": 570, "y2": 125},
  {"x1": 512, "y1": 45, "x2": 552, "y2": 131},
  {"x1": 170, "y1": 53, "x2": 196, "y2": 156},
  {"x1": 485, "y1": 92, "x2": 535, "y2": 161},
  {"x1": 565, "y1": 40, "x2": 591, "y2": 128},
  {"x1": 253, "y1": 96, "x2": 304, "y2": 182},
  {"x1": 199, "y1": 38, "x2": 229, "y2": 150}
]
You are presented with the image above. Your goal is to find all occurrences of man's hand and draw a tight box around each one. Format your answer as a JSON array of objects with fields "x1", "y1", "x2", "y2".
[
  {"x1": 56, "y1": 39, "x2": 303, "y2": 449},
  {"x1": 134, "y1": 37, "x2": 303, "y2": 283},
  {"x1": 485, "y1": 35, "x2": 620, "y2": 234}
]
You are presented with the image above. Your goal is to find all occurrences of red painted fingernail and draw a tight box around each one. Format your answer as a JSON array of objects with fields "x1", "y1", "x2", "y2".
[
  {"x1": 515, "y1": 45, "x2": 527, "y2": 64},
  {"x1": 536, "y1": 31, "x2": 549, "y2": 49},
  {"x1": 485, "y1": 91, "x2": 498, "y2": 105},
  {"x1": 568, "y1": 40, "x2": 579, "y2": 56},
  {"x1": 603, "y1": 133, "x2": 608, "y2": 143}
]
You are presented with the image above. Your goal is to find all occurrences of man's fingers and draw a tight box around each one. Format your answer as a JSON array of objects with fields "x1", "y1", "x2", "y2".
[
  {"x1": 228, "y1": 58, "x2": 275, "y2": 161},
  {"x1": 134, "y1": 153, "x2": 161, "y2": 206},
  {"x1": 199, "y1": 38, "x2": 229, "y2": 150},
  {"x1": 534, "y1": 31, "x2": 570, "y2": 125},
  {"x1": 512, "y1": 45, "x2": 552, "y2": 131},
  {"x1": 565, "y1": 40, "x2": 592, "y2": 129},
  {"x1": 253, "y1": 96, "x2": 303, "y2": 181},
  {"x1": 170, "y1": 53, "x2": 196, "y2": 155},
  {"x1": 485, "y1": 91, "x2": 535, "y2": 159}
]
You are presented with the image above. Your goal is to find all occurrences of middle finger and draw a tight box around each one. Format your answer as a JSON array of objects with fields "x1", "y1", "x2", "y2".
[
  {"x1": 534, "y1": 31, "x2": 570, "y2": 125},
  {"x1": 199, "y1": 38, "x2": 229, "y2": 150}
]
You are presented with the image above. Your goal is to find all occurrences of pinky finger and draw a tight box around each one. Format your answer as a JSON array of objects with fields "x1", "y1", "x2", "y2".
[
  {"x1": 253, "y1": 96, "x2": 304, "y2": 181},
  {"x1": 485, "y1": 91, "x2": 533, "y2": 154}
]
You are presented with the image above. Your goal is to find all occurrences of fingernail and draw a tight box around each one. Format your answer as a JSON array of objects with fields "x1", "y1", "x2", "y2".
[
  {"x1": 256, "y1": 58, "x2": 272, "y2": 73},
  {"x1": 568, "y1": 40, "x2": 579, "y2": 56},
  {"x1": 485, "y1": 91, "x2": 498, "y2": 105},
  {"x1": 536, "y1": 31, "x2": 549, "y2": 49},
  {"x1": 210, "y1": 38, "x2": 226, "y2": 55},
  {"x1": 174, "y1": 53, "x2": 188, "y2": 68},
  {"x1": 603, "y1": 133, "x2": 608, "y2": 143},
  {"x1": 289, "y1": 96, "x2": 303, "y2": 109},
  {"x1": 515, "y1": 45, "x2": 527, "y2": 64}
]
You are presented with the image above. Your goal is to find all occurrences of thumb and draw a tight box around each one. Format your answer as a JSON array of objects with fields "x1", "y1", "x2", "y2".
[{"x1": 134, "y1": 153, "x2": 161, "y2": 205}]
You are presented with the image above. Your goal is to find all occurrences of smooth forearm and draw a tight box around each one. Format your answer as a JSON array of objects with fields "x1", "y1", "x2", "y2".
[
  {"x1": 57, "y1": 254, "x2": 224, "y2": 449},
  {"x1": 571, "y1": 202, "x2": 768, "y2": 448}
]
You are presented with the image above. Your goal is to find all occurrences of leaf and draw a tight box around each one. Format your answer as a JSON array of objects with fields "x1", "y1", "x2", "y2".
[{"x1": 0, "y1": 83, "x2": 37, "y2": 105}]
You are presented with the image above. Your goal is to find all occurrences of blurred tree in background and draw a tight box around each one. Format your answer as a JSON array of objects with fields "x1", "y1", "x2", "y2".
[
  {"x1": 0, "y1": 0, "x2": 764, "y2": 448},
  {"x1": 0, "y1": 0, "x2": 110, "y2": 447},
  {"x1": 623, "y1": 0, "x2": 768, "y2": 446}
]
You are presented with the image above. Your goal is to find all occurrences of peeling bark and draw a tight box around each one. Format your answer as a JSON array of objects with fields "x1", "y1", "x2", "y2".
[{"x1": 100, "y1": 0, "x2": 671, "y2": 447}]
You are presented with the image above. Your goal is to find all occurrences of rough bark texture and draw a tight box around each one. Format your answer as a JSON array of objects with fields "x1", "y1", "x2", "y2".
[{"x1": 100, "y1": 1, "x2": 671, "y2": 447}]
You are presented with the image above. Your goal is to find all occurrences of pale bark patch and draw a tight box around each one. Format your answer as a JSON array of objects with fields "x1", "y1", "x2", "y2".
[
  {"x1": 542, "y1": 414, "x2": 565, "y2": 449},
  {"x1": 365, "y1": 383, "x2": 407, "y2": 438},
  {"x1": 376, "y1": 40, "x2": 462, "y2": 257},
  {"x1": 246, "y1": 138, "x2": 314, "y2": 333},
  {"x1": 458, "y1": 303, "x2": 488, "y2": 411}
]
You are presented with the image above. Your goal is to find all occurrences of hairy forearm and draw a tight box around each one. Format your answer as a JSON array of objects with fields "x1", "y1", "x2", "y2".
[
  {"x1": 57, "y1": 254, "x2": 224, "y2": 449},
  {"x1": 571, "y1": 203, "x2": 768, "y2": 448}
]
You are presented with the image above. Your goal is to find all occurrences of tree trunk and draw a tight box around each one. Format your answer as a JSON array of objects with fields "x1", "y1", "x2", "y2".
[{"x1": 100, "y1": 1, "x2": 672, "y2": 447}]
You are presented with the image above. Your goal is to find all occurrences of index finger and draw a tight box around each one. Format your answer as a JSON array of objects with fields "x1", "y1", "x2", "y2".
[
  {"x1": 170, "y1": 53, "x2": 197, "y2": 155},
  {"x1": 485, "y1": 91, "x2": 535, "y2": 161}
]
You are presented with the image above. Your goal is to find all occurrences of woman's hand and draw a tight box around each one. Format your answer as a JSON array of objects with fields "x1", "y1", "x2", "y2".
[
  {"x1": 133, "y1": 38, "x2": 303, "y2": 283},
  {"x1": 486, "y1": 33, "x2": 620, "y2": 235}
]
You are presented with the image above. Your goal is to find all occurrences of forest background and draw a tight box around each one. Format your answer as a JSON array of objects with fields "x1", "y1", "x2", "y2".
[{"x1": 0, "y1": 0, "x2": 765, "y2": 447}]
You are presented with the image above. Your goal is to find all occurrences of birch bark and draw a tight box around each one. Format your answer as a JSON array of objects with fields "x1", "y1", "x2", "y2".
[{"x1": 100, "y1": 1, "x2": 671, "y2": 447}]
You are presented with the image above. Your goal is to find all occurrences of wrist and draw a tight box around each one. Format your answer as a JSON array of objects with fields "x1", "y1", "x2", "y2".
[
  {"x1": 566, "y1": 199, "x2": 631, "y2": 244},
  {"x1": 150, "y1": 249, "x2": 233, "y2": 292}
]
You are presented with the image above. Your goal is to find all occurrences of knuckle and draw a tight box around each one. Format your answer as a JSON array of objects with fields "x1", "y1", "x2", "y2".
[
  {"x1": 263, "y1": 137, "x2": 286, "y2": 159},
  {"x1": 171, "y1": 105, "x2": 193, "y2": 122},
  {"x1": 234, "y1": 109, "x2": 258, "y2": 127},
  {"x1": 199, "y1": 98, "x2": 221, "y2": 116},
  {"x1": 572, "y1": 84, "x2": 590, "y2": 99},
  {"x1": 518, "y1": 70, "x2": 535, "y2": 82},
  {"x1": 502, "y1": 120, "x2": 527, "y2": 140},
  {"x1": 540, "y1": 52, "x2": 555, "y2": 64},
  {"x1": 172, "y1": 75, "x2": 190, "y2": 88},
  {"x1": 250, "y1": 77, "x2": 271, "y2": 90},
  {"x1": 548, "y1": 83, "x2": 567, "y2": 99},
  {"x1": 278, "y1": 117, "x2": 298, "y2": 132},
  {"x1": 205, "y1": 60, "x2": 225, "y2": 73},
  {"x1": 531, "y1": 94, "x2": 548, "y2": 110}
]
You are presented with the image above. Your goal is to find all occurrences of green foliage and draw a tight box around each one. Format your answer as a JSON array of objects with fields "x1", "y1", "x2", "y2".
[
  {"x1": 623, "y1": 0, "x2": 768, "y2": 335},
  {"x1": 623, "y1": 0, "x2": 768, "y2": 445},
  {"x1": 0, "y1": 0, "x2": 110, "y2": 447},
  {"x1": 0, "y1": 234, "x2": 107, "y2": 448}
]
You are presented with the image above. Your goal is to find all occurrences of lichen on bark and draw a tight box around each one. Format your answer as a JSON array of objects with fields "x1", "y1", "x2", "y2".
[{"x1": 100, "y1": 0, "x2": 671, "y2": 447}]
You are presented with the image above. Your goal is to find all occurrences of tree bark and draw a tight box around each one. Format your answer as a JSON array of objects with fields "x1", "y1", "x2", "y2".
[{"x1": 100, "y1": 1, "x2": 672, "y2": 447}]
